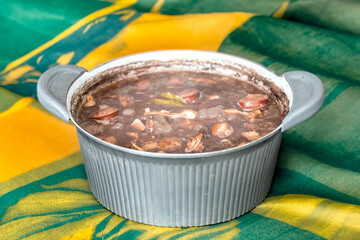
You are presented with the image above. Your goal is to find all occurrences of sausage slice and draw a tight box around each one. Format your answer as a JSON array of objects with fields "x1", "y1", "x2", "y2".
[
  {"x1": 90, "y1": 107, "x2": 119, "y2": 120},
  {"x1": 179, "y1": 89, "x2": 199, "y2": 103},
  {"x1": 238, "y1": 94, "x2": 268, "y2": 111}
]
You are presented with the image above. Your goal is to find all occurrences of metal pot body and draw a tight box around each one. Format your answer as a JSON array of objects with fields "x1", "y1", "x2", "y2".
[
  {"x1": 37, "y1": 50, "x2": 324, "y2": 227},
  {"x1": 78, "y1": 128, "x2": 281, "y2": 227}
]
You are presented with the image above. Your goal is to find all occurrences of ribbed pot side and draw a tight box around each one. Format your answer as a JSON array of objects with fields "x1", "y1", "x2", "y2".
[{"x1": 77, "y1": 129, "x2": 282, "y2": 227}]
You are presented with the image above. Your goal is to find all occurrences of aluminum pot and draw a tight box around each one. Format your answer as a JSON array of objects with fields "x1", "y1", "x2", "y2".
[{"x1": 37, "y1": 50, "x2": 324, "y2": 227}]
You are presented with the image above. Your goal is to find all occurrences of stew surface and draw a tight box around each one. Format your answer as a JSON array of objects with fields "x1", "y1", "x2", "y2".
[{"x1": 75, "y1": 71, "x2": 283, "y2": 153}]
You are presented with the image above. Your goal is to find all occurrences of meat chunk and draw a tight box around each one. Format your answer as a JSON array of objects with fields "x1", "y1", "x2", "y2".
[
  {"x1": 103, "y1": 136, "x2": 117, "y2": 144},
  {"x1": 242, "y1": 131, "x2": 261, "y2": 141},
  {"x1": 130, "y1": 119, "x2": 145, "y2": 131},
  {"x1": 211, "y1": 122, "x2": 234, "y2": 138},
  {"x1": 119, "y1": 95, "x2": 134, "y2": 107},
  {"x1": 142, "y1": 141, "x2": 159, "y2": 151},
  {"x1": 158, "y1": 137, "x2": 182, "y2": 151},
  {"x1": 130, "y1": 141, "x2": 144, "y2": 151},
  {"x1": 178, "y1": 109, "x2": 198, "y2": 119},
  {"x1": 220, "y1": 139, "x2": 232, "y2": 146},
  {"x1": 247, "y1": 109, "x2": 263, "y2": 121},
  {"x1": 84, "y1": 95, "x2": 96, "y2": 107},
  {"x1": 126, "y1": 132, "x2": 139, "y2": 139},
  {"x1": 185, "y1": 134, "x2": 204, "y2": 153}
]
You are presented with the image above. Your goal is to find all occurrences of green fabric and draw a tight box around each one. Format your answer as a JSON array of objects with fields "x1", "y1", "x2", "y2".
[
  {"x1": 0, "y1": 87, "x2": 21, "y2": 112},
  {"x1": 0, "y1": 0, "x2": 111, "y2": 68},
  {"x1": 1, "y1": 0, "x2": 359, "y2": 239},
  {"x1": 135, "y1": 0, "x2": 285, "y2": 15},
  {"x1": 283, "y1": 0, "x2": 360, "y2": 35}
]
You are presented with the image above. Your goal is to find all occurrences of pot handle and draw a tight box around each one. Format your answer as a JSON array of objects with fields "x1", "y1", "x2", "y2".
[
  {"x1": 281, "y1": 71, "x2": 324, "y2": 132},
  {"x1": 37, "y1": 65, "x2": 87, "y2": 122}
]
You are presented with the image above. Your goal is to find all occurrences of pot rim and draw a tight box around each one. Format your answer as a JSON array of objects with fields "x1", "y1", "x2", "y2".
[{"x1": 66, "y1": 50, "x2": 292, "y2": 159}]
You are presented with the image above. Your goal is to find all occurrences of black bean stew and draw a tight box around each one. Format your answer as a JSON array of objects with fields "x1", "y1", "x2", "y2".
[{"x1": 74, "y1": 71, "x2": 283, "y2": 153}]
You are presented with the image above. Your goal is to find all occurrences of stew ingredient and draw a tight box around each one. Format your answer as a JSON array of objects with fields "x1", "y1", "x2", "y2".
[{"x1": 75, "y1": 71, "x2": 283, "y2": 153}]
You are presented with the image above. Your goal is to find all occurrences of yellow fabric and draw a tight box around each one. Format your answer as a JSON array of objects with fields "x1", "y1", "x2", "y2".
[
  {"x1": 0, "y1": 98, "x2": 79, "y2": 182},
  {"x1": 77, "y1": 12, "x2": 255, "y2": 69},
  {"x1": 253, "y1": 194, "x2": 360, "y2": 239}
]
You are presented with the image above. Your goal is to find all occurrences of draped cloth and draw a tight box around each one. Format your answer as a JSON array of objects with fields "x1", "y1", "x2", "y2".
[{"x1": 0, "y1": 0, "x2": 359, "y2": 239}]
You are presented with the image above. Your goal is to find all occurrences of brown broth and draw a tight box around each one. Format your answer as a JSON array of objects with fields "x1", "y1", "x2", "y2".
[{"x1": 75, "y1": 71, "x2": 283, "y2": 153}]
